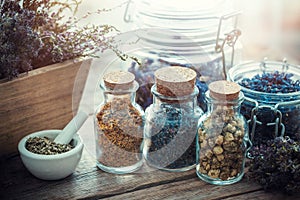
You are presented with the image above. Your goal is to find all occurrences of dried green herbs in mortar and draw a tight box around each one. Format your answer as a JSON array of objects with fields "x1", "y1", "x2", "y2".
[{"x1": 26, "y1": 136, "x2": 74, "y2": 155}]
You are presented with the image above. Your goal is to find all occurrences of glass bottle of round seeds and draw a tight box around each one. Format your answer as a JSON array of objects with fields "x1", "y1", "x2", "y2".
[
  {"x1": 144, "y1": 66, "x2": 203, "y2": 171},
  {"x1": 94, "y1": 71, "x2": 144, "y2": 174},
  {"x1": 196, "y1": 80, "x2": 250, "y2": 185}
]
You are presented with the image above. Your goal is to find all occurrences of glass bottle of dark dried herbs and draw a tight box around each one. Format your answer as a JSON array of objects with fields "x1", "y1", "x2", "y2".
[
  {"x1": 94, "y1": 71, "x2": 144, "y2": 174},
  {"x1": 144, "y1": 66, "x2": 203, "y2": 172},
  {"x1": 196, "y1": 80, "x2": 251, "y2": 185}
]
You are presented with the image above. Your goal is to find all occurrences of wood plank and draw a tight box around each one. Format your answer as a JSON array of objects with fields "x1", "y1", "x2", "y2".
[
  {"x1": 1, "y1": 150, "x2": 298, "y2": 200},
  {"x1": 104, "y1": 176, "x2": 263, "y2": 200},
  {"x1": 104, "y1": 178, "x2": 300, "y2": 200},
  {"x1": 0, "y1": 59, "x2": 91, "y2": 158},
  {"x1": 0, "y1": 150, "x2": 196, "y2": 200},
  {"x1": 223, "y1": 190, "x2": 300, "y2": 200}
]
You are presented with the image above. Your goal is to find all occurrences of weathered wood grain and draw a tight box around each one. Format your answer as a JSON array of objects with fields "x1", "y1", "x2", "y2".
[
  {"x1": 1, "y1": 150, "x2": 298, "y2": 200},
  {"x1": 104, "y1": 175, "x2": 262, "y2": 200},
  {"x1": 0, "y1": 59, "x2": 91, "y2": 158},
  {"x1": 223, "y1": 190, "x2": 300, "y2": 200},
  {"x1": 0, "y1": 151, "x2": 195, "y2": 200}
]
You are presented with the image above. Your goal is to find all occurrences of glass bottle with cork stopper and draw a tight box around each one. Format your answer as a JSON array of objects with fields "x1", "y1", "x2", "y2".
[
  {"x1": 94, "y1": 71, "x2": 144, "y2": 174},
  {"x1": 196, "y1": 80, "x2": 251, "y2": 185},
  {"x1": 144, "y1": 66, "x2": 203, "y2": 172}
]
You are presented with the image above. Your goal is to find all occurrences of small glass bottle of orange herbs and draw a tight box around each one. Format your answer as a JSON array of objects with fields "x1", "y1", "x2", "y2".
[{"x1": 94, "y1": 71, "x2": 144, "y2": 174}]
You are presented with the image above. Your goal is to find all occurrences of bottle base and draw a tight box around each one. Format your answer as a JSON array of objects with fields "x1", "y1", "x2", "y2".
[
  {"x1": 96, "y1": 159, "x2": 143, "y2": 174},
  {"x1": 145, "y1": 160, "x2": 195, "y2": 172},
  {"x1": 196, "y1": 167, "x2": 244, "y2": 185}
]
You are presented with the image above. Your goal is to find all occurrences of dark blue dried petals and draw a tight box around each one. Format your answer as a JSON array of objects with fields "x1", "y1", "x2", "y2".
[{"x1": 240, "y1": 71, "x2": 300, "y2": 93}]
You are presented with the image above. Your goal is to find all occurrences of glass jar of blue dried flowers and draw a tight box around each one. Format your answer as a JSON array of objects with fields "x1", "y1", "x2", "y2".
[{"x1": 228, "y1": 59, "x2": 300, "y2": 148}]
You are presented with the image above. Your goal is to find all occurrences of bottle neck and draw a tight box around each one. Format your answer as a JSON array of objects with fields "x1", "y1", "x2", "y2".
[
  {"x1": 205, "y1": 91, "x2": 244, "y2": 115},
  {"x1": 104, "y1": 93, "x2": 135, "y2": 104},
  {"x1": 151, "y1": 85, "x2": 199, "y2": 112},
  {"x1": 101, "y1": 81, "x2": 139, "y2": 105}
]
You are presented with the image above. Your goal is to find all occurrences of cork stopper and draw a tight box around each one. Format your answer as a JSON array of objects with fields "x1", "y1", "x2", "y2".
[
  {"x1": 208, "y1": 80, "x2": 240, "y2": 100},
  {"x1": 155, "y1": 66, "x2": 197, "y2": 97},
  {"x1": 103, "y1": 71, "x2": 135, "y2": 90}
]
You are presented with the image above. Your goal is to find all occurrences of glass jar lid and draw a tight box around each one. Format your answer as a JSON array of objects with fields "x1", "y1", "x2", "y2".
[{"x1": 126, "y1": 0, "x2": 237, "y2": 53}]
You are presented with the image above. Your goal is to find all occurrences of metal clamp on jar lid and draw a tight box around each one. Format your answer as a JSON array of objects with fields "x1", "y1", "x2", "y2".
[{"x1": 154, "y1": 66, "x2": 197, "y2": 97}]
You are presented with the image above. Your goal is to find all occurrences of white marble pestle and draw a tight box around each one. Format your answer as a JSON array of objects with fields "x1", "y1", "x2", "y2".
[{"x1": 54, "y1": 111, "x2": 88, "y2": 144}]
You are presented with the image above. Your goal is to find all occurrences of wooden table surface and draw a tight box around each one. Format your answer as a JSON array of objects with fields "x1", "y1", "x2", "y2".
[
  {"x1": 0, "y1": 115, "x2": 299, "y2": 200},
  {"x1": 1, "y1": 149, "x2": 299, "y2": 200}
]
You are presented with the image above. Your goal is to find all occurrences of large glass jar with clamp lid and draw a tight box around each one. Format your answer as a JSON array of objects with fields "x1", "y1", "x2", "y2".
[
  {"x1": 228, "y1": 59, "x2": 300, "y2": 148},
  {"x1": 120, "y1": 0, "x2": 242, "y2": 111}
]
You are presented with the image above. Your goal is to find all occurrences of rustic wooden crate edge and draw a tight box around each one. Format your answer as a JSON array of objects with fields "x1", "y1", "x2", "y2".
[{"x1": 0, "y1": 59, "x2": 92, "y2": 158}]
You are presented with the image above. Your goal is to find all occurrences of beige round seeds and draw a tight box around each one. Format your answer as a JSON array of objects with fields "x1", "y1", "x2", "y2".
[{"x1": 198, "y1": 106, "x2": 246, "y2": 181}]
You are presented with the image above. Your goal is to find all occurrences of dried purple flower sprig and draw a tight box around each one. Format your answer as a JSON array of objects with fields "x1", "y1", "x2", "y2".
[
  {"x1": 248, "y1": 136, "x2": 300, "y2": 195},
  {"x1": 0, "y1": 1, "x2": 42, "y2": 79},
  {"x1": 0, "y1": 0, "x2": 120, "y2": 80}
]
